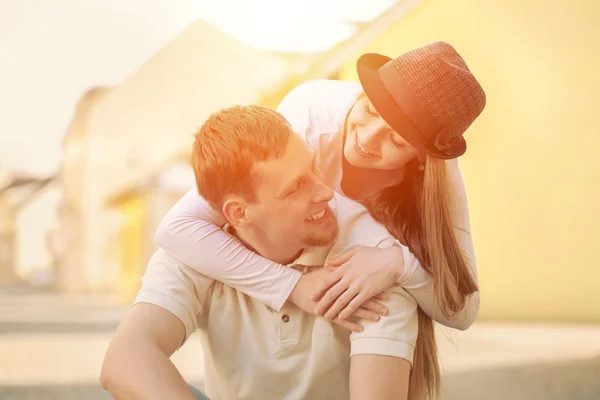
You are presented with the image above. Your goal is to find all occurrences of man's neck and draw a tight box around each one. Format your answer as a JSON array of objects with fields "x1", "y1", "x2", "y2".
[{"x1": 228, "y1": 226, "x2": 303, "y2": 265}]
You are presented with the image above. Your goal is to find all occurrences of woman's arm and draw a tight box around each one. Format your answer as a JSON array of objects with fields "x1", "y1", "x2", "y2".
[
  {"x1": 398, "y1": 253, "x2": 480, "y2": 330},
  {"x1": 311, "y1": 243, "x2": 479, "y2": 330},
  {"x1": 155, "y1": 188, "x2": 302, "y2": 311},
  {"x1": 309, "y1": 164, "x2": 481, "y2": 331}
]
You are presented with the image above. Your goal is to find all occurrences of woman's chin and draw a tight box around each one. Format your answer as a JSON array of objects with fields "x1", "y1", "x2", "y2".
[
  {"x1": 347, "y1": 151, "x2": 376, "y2": 169},
  {"x1": 343, "y1": 145, "x2": 364, "y2": 167}
]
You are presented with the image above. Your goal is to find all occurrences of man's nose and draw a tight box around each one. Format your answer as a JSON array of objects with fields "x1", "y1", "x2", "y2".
[{"x1": 312, "y1": 175, "x2": 334, "y2": 203}]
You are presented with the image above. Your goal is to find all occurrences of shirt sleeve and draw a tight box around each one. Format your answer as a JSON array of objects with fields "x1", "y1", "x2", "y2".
[
  {"x1": 350, "y1": 285, "x2": 418, "y2": 365},
  {"x1": 134, "y1": 249, "x2": 214, "y2": 344},
  {"x1": 154, "y1": 189, "x2": 303, "y2": 312}
]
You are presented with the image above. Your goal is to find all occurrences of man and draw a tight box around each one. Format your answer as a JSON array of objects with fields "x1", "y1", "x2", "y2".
[{"x1": 100, "y1": 105, "x2": 418, "y2": 399}]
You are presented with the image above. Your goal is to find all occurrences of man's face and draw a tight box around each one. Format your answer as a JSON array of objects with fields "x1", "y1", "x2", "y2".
[{"x1": 245, "y1": 134, "x2": 338, "y2": 254}]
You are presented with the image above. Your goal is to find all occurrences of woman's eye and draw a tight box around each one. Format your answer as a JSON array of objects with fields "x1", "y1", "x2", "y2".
[
  {"x1": 390, "y1": 133, "x2": 404, "y2": 149},
  {"x1": 365, "y1": 103, "x2": 378, "y2": 117}
]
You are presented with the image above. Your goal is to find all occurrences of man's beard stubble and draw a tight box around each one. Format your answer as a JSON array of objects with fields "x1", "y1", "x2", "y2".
[{"x1": 300, "y1": 212, "x2": 339, "y2": 247}]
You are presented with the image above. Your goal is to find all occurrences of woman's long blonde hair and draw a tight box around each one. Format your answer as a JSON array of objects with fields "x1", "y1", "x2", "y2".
[{"x1": 363, "y1": 155, "x2": 479, "y2": 399}]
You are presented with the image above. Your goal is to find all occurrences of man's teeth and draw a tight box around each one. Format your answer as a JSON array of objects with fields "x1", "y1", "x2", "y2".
[
  {"x1": 356, "y1": 134, "x2": 375, "y2": 156},
  {"x1": 306, "y1": 209, "x2": 326, "y2": 221}
]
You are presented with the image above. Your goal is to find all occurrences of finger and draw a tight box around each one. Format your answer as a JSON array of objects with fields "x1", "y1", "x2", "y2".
[
  {"x1": 325, "y1": 247, "x2": 359, "y2": 267},
  {"x1": 350, "y1": 307, "x2": 380, "y2": 322},
  {"x1": 332, "y1": 317, "x2": 363, "y2": 333},
  {"x1": 324, "y1": 287, "x2": 359, "y2": 320},
  {"x1": 313, "y1": 280, "x2": 349, "y2": 315},
  {"x1": 310, "y1": 269, "x2": 343, "y2": 301},
  {"x1": 361, "y1": 299, "x2": 389, "y2": 316},
  {"x1": 338, "y1": 293, "x2": 371, "y2": 320},
  {"x1": 376, "y1": 292, "x2": 387, "y2": 300}
]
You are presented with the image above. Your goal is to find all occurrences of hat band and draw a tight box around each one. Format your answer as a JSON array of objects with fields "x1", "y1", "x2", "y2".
[{"x1": 378, "y1": 63, "x2": 444, "y2": 142}]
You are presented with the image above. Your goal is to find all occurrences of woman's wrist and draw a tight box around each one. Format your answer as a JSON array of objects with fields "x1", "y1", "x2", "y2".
[{"x1": 386, "y1": 243, "x2": 405, "y2": 283}]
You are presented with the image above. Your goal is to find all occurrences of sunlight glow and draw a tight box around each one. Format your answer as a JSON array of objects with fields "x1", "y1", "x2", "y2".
[{"x1": 196, "y1": 0, "x2": 397, "y2": 53}]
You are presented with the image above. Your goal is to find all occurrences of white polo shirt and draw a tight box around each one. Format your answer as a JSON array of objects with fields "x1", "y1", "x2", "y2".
[{"x1": 136, "y1": 194, "x2": 418, "y2": 400}]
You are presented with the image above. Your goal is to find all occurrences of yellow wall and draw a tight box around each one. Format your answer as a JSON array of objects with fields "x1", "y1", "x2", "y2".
[
  {"x1": 338, "y1": 0, "x2": 600, "y2": 322},
  {"x1": 115, "y1": 194, "x2": 145, "y2": 303}
]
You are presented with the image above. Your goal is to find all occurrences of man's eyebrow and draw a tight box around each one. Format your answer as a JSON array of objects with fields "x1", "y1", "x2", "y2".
[{"x1": 277, "y1": 154, "x2": 316, "y2": 198}]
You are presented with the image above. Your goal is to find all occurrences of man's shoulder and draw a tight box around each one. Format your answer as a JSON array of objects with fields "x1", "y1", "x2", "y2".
[
  {"x1": 330, "y1": 193, "x2": 369, "y2": 218},
  {"x1": 145, "y1": 249, "x2": 216, "y2": 292},
  {"x1": 137, "y1": 249, "x2": 211, "y2": 342},
  {"x1": 148, "y1": 248, "x2": 182, "y2": 268},
  {"x1": 147, "y1": 249, "x2": 194, "y2": 276},
  {"x1": 329, "y1": 194, "x2": 394, "y2": 255}
]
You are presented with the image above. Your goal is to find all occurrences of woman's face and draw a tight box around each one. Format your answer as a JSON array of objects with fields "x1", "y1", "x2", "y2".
[{"x1": 344, "y1": 95, "x2": 422, "y2": 170}]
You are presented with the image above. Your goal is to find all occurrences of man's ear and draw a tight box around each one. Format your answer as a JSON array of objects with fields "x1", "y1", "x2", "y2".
[{"x1": 222, "y1": 198, "x2": 251, "y2": 228}]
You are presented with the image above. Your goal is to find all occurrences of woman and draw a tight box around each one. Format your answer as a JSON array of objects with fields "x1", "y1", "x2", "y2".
[{"x1": 156, "y1": 41, "x2": 485, "y2": 399}]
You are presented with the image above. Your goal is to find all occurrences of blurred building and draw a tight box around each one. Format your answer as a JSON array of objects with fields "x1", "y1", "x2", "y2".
[
  {"x1": 56, "y1": 19, "x2": 292, "y2": 302},
  {"x1": 0, "y1": 183, "x2": 18, "y2": 284},
  {"x1": 54, "y1": 86, "x2": 112, "y2": 292},
  {"x1": 15, "y1": 181, "x2": 61, "y2": 286},
  {"x1": 0, "y1": 175, "x2": 56, "y2": 285}
]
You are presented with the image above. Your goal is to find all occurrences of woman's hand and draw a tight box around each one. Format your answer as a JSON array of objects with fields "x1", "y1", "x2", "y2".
[
  {"x1": 311, "y1": 246, "x2": 404, "y2": 320},
  {"x1": 289, "y1": 266, "x2": 388, "y2": 332}
]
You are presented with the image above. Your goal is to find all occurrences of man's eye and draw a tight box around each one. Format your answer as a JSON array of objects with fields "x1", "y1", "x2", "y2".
[{"x1": 287, "y1": 180, "x2": 303, "y2": 196}]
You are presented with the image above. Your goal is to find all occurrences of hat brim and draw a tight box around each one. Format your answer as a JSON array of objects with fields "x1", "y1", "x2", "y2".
[{"x1": 356, "y1": 53, "x2": 465, "y2": 159}]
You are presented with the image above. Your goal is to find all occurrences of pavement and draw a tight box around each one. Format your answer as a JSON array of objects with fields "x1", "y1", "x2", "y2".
[{"x1": 1, "y1": 285, "x2": 599, "y2": 399}]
